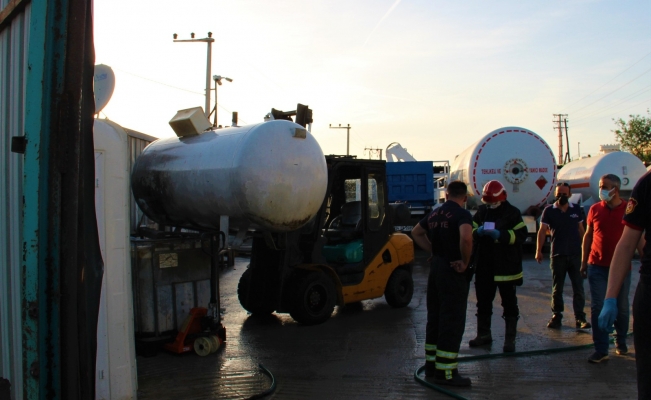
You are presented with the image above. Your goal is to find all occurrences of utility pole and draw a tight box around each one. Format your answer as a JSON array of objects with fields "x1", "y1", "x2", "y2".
[
  {"x1": 173, "y1": 32, "x2": 215, "y2": 118},
  {"x1": 364, "y1": 147, "x2": 383, "y2": 160},
  {"x1": 553, "y1": 114, "x2": 568, "y2": 164},
  {"x1": 329, "y1": 123, "x2": 351, "y2": 156},
  {"x1": 563, "y1": 117, "x2": 570, "y2": 163}
]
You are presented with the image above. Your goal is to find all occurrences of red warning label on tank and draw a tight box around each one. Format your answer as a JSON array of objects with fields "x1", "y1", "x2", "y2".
[{"x1": 535, "y1": 175, "x2": 548, "y2": 190}]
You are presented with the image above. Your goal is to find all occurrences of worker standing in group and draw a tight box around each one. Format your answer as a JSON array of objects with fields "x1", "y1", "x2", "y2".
[
  {"x1": 411, "y1": 181, "x2": 474, "y2": 387},
  {"x1": 581, "y1": 174, "x2": 636, "y2": 363},
  {"x1": 536, "y1": 182, "x2": 591, "y2": 330},
  {"x1": 599, "y1": 171, "x2": 649, "y2": 400},
  {"x1": 469, "y1": 181, "x2": 527, "y2": 353}
]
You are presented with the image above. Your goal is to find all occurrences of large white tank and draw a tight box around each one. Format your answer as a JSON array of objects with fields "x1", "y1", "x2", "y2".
[
  {"x1": 449, "y1": 127, "x2": 557, "y2": 212},
  {"x1": 557, "y1": 152, "x2": 646, "y2": 203},
  {"x1": 132, "y1": 120, "x2": 328, "y2": 232}
]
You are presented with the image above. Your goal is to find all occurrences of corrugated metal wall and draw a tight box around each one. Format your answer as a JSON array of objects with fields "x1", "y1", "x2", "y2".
[
  {"x1": 124, "y1": 127, "x2": 157, "y2": 234},
  {"x1": 0, "y1": 3, "x2": 30, "y2": 399}
]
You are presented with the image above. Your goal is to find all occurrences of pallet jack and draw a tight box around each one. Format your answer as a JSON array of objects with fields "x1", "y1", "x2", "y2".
[{"x1": 164, "y1": 232, "x2": 228, "y2": 356}]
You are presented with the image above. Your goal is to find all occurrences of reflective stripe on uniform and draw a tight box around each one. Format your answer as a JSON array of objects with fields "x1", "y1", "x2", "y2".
[
  {"x1": 435, "y1": 362, "x2": 459, "y2": 370},
  {"x1": 435, "y1": 349, "x2": 458, "y2": 359},
  {"x1": 494, "y1": 272, "x2": 524, "y2": 282},
  {"x1": 512, "y1": 222, "x2": 526, "y2": 230},
  {"x1": 508, "y1": 230, "x2": 515, "y2": 244},
  {"x1": 425, "y1": 344, "x2": 437, "y2": 351},
  {"x1": 426, "y1": 354, "x2": 436, "y2": 361}
]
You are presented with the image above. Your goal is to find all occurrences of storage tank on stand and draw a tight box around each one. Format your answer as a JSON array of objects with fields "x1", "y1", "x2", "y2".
[
  {"x1": 132, "y1": 119, "x2": 328, "y2": 233},
  {"x1": 557, "y1": 151, "x2": 646, "y2": 208},
  {"x1": 449, "y1": 126, "x2": 557, "y2": 213}
]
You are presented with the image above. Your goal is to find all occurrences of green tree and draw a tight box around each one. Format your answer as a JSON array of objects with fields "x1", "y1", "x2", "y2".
[{"x1": 613, "y1": 111, "x2": 651, "y2": 163}]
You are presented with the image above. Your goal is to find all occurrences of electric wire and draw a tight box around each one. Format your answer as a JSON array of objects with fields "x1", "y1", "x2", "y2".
[
  {"x1": 570, "y1": 67, "x2": 651, "y2": 116},
  {"x1": 571, "y1": 97, "x2": 651, "y2": 128},
  {"x1": 565, "y1": 51, "x2": 651, "y2": 111},
  {"x1": 112, "y1": 66, "x2": 247, "y2": 124},
  {"x1": 570, "y1": 86, "x2": 651, "y2": 124}
]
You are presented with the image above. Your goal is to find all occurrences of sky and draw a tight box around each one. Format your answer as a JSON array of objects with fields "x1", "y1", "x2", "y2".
[{"x1": 93, "y1": 0, "x2": 651, "y2": 163}]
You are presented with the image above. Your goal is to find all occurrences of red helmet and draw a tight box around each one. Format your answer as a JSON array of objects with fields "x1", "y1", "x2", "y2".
[{"x1": 482, "y1": 180, "x2": 507, "y2": 203}]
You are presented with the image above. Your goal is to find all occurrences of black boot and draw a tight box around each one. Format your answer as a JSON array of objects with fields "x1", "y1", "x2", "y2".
[
  {"x1": 424, "y1": 361, "x2": 436, "y2": 377},
  {"x1": 469, "y1": 314, "x2": 493, "y2": 347},
  {"x1": 503, "y1": 315, "x2": 519, "y2": 353},
  {"x1": 432, "y1": 369, "x2": 472, "y2": 387}
]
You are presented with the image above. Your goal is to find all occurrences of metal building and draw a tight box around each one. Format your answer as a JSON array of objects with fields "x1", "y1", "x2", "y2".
[{"x1": 0, "y1": 2, "x2": 30, "y2": 398}]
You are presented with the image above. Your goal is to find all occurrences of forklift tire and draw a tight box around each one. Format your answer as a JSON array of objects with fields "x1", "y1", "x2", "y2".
[
  {"x1": 384, "y1": 268, "x2": 413, "y2": 308},
  {"x1": 289, "y1": 271, "x2": 336, "y2": 325},
  {"x1": 238, "y1": 268, "x2": 276, "y2": 315}
]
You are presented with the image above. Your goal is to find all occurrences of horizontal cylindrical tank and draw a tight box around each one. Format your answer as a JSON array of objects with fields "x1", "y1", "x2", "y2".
[
  {"x1": 557, "y1": 152, "x2": 646, "y2": 201},
  {"x1": 450, "y1": 127, "x2": 557, "y2": 213},
  {"x1": 132, "y1": 120, "x2": 328, "y2": 232}
]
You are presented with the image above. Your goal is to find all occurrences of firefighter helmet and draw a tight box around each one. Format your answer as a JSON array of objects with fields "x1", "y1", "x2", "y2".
[{"x1": 481, "y1": 180, "x2": 507, "y2": 203}]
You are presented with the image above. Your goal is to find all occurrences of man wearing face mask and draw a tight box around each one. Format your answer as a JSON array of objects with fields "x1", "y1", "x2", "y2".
[
  {"x1": 469, "y1": 180, "x2": 527, "y2": 352},
  {"x1": 581, "y1": 174, "x2": 635, "y2": 363},
  {"x1": 536, "y1": 182, "x2": 590, "y2": 330}
]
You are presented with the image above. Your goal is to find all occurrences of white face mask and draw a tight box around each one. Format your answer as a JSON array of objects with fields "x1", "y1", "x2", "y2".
[
  {"x1": 599, "y1": 188, "x2": 615, "y2": 202},
  {"x1": 487, "y1": 202, "x2": 501, "y2": 209}
]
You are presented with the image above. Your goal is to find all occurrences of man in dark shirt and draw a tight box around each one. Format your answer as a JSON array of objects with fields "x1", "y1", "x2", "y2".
[
  {"x1": 536, "y1": 182, "x2": 590, "y2": 330},
  {"x1": 600, "y1": 171, "x2": 650, "y2": 400},
  {"x1": 412, "y1": 181, "x2": 473, "y2": 387}
]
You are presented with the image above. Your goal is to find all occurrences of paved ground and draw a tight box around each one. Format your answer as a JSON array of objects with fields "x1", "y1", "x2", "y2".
[{"x1": 136, "y1": 249, "x2": 640, "y2": 400}]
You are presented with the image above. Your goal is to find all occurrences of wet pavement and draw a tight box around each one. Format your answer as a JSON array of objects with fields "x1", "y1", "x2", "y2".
[{"x1": 136, "y1": 249, "x2": 640, "y2": 399}]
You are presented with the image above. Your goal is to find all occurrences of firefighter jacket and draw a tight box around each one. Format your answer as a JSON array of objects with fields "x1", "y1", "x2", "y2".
[{"x1": 472, "y1": 200, "x2": 526, "y2": 286}]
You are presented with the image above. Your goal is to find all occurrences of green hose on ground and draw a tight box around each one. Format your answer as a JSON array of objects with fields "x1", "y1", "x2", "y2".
[
  {"x1": 413, "y1": 333, "x2": 633, "y2": 400},
  {"x1": 246, "y1": 363, "x2": 277, "y2": 400}
]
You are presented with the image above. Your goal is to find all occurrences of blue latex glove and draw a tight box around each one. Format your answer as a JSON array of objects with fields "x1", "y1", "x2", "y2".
[
  {"x1": 598, "y1": 298, "x2": 618, "y2": 332},
  {"x1": 476, "y1": 226, "x2": 485, "y2": 236},
  {"x1": 486, "y1": 229, "x2": 500, "y2": 240}
]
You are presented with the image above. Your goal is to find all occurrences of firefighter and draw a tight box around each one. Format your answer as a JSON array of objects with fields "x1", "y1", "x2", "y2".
[
  {"x1": 469, "y1": 180, "x2": 527, "y2": 352},
  {"x1": 412, "y1": 181, "x2": 474, "y2": 386}
]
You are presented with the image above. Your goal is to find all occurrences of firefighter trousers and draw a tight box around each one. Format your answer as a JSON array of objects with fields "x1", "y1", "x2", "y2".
[
  {"x1": 425, "y1": 255, "x2": 470, "y2": 371},
  {"x1": 474, "y1": 269, "x2": 519, "y2": 318}
]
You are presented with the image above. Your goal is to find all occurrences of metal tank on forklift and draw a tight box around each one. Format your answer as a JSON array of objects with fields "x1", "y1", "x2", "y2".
[{"x1": 131, "y1": 104, "x2": 415, "y2": 326}]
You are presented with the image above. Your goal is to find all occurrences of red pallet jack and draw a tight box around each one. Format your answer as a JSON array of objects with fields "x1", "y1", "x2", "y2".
[
  {"x1": 164, "y1": 232, "x2": 227, "y2": 356},
  {"x1": 163, "y1": 307, "x2": 226, "y2": 355}
]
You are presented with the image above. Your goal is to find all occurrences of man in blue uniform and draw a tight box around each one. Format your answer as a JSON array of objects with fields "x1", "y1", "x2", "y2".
[
  {"x1": 536, "y1": 182, "x2": 591, "y2": 330},
  {"x1": 469, "y1": 180, "x2": 527, "y2": 353},
  {"x1": 599, "y1": 171, "x2": 650, "y2": 399},
  {"x1": 412, "y1": 181, "x2": 474, "y2": 387}
]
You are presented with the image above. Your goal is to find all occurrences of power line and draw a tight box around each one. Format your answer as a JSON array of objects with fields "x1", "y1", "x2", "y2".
[
  {"x1": 114, "y1": 66, "x2": 205, "y2": 95},
  {"x1": 112, "y1": 66, "x2": 247, "y2": 124},
  {"x1": 571, "y1": 67, "x2": 651, "y2": 115},
  {"x1": 565, "y1": 51, "x2": 651, "y2": 111},
  {"x1": 571, "y1": 86, "x2": 651, "y2": 124},
  {"x1": 571, "y1": 98, "x2": 651, "y2": 128}
]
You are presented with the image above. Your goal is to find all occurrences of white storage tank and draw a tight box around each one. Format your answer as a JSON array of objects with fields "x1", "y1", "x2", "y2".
[
  {"x1": 132, "y1": 120, "x2": 328, "y2": 232},
  {"x1": 449, "y1": 127, "x2": 557, "y2": 212},
  {"x1": 557, "y1": 151, "x2": 646, "y2": 204}
]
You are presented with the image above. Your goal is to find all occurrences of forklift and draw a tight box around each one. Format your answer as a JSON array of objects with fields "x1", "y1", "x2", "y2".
[{"x1": 237, "y1": 155, "x2": 415, "y2": 325}]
